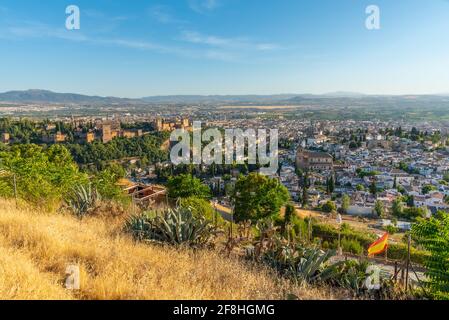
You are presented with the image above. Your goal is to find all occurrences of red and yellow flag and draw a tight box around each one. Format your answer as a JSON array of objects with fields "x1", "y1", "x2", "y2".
[{"x1": 368, "y1": 232, "x2": 389, "y2": 256}]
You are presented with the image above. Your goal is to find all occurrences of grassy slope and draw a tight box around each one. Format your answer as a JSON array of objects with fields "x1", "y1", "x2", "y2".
[{"x1": 0, "y1": 199, "x2": 335, "y2": 300}]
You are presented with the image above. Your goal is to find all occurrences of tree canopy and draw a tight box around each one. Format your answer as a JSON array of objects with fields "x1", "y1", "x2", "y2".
[
  {"x1": 167, "y1": 174, "x2": 211, "y2": 199},
  {"x1": 0, "y1": 144, "x2": 87, "y2": 207},
  {"x1": 232, "y1": 173, "x2": 290, "y2": 222}
]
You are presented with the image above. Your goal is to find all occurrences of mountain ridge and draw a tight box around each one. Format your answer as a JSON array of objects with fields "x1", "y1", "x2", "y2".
[{"x1": 1, "y1": 89, "x2": 449, "y2": 105}]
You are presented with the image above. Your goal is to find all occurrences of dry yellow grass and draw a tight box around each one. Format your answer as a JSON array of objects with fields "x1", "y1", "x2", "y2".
[{"x1": 0, "y1": 199, "x2": 337, "y2": 300}]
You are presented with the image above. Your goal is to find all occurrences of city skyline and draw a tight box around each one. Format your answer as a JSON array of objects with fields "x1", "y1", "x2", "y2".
[{"x1": 1, "y1": 0, "x2": 449, "y2": 97}]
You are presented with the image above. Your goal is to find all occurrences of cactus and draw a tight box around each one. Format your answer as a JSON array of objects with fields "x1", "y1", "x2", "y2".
[
  {"x1": 127, "y1": 206, "x2": 218, "y2": 247},
  {"x1": 66, "y1": 184, "x2": 100, "y2": 218}
]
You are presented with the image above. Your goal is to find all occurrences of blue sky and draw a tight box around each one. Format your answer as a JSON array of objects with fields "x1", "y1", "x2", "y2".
[{"x1": 0, "y1": 0, "x2": 449, "y2": 97}]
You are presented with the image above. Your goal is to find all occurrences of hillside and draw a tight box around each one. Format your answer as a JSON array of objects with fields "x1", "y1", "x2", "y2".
[
  {"x1": 0, "y1": 199, "x2": 334, "y2": 300},
  {"x1": 0, "y1": 89, "x2": 141, "y2": 105}
]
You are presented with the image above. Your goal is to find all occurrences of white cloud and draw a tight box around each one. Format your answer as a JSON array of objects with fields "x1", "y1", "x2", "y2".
[
  {"x1": 0, "y1": 20, "x2": 244, "y2": 62},
  {"x1": 2, "y1": 21, "x2": 88, "y2": 42},
  {"x1": 181, "y1": 30, "x2": 279, "y2": 51},
  {"x1": 148, "y1": 5, "x2": 186, "y2": 24},
  {"x1": 188, "y1": 0, "x2": 220, "y2": 14}
]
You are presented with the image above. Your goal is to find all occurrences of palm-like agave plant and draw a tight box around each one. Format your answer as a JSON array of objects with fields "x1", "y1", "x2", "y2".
[
  {"x1": 326, "y1": 259, "x2": 371, "y2": 294},
  {"x1": 127, "y1": 206, "x2": 218, "y2": 247},
  {"x1": 292, "y1": 247, "x2": 337, "y2": 284},
  {"x1": 66, "y1": 184, "x2": 101, "y2": 218},
  {"x1": 259, "y1": 240, "x2": 338, "y2": 285}
]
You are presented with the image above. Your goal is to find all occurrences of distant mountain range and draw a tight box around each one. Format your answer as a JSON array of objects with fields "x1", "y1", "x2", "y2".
[
  {"x1": 0, "y1": 90, "x2": 140, "y2": 105},
  {"x1": 140, "y1": 94, "x2": 300, "y2": 104},
  {"x1": 1, "y1": 89, "x2": 449, "y2": 106}
]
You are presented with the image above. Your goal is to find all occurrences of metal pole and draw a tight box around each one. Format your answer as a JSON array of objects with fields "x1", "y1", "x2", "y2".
[
  {"x1": 394, "y1": 261, "x2": 398, "y2": 282},
  {"x1": 338, "y1": 227, "x2": 341, "y2": 255},
  {"x1": 13, "y1": 174, "x2": 18, "y2": 208},
  {"x1": 230, "y1": 214, "x2": 234, "y2": 239},
  {"x1": 214, "y1": 203, "x2": 218, "y2": 228},
  {"x1": 405, "y1": 233, "x2": 411, "y2": 291},
  {"x1": 308, "y1": 216, "x2": 311, "y2": 243}
]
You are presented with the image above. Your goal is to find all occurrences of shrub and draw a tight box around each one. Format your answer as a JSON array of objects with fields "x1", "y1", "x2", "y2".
[
  {"x1": 312, "y1": 222, "x2": 427, "y2": 264},
  {"x1": 321, "y1": 201, "x2": 337, "y2": 213},
  {"x1": 385, "y1": 225, "x2": 399, "y2": 235},
  {"x1": 0, "y1": 144, "x2": 87, "y2": 208},
  {"x1": 386, "y1": 243, "x2": 428, "y2": 265},
  {"x1": 179, "y1": 197, "x2": 225, "y2": 225},
  {"x1": 332, "y1": 238, "x2": 364, "y2": 255},
  {"x1": 92, "y1": 168, "x2": 129, "y2": 204},
  {"x1": 291, "y1": 217, "x2": 308, "y2": 241}
]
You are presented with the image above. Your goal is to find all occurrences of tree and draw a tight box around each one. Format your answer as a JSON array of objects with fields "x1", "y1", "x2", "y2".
[
  {"x1": 412, "y1": 214, "x2": 449, "y2": 299},
  {"x1": 369, "y1": 180, "x2": 377, "y2": 195},
  {"x1": 167, "y1": 174, "x2": 211, "y2": 199},
  {"x1": 341, "y1": 194, "x2": 350, "y2": 214},
  {"x1": 327, "y1": 176, "x2": 335, "y2": 194},
  {"x1": 301, "y1": 173, "x2": 309, "y2": 208},
  {"x1": 393, "y1": 176, "x2": 397, "y2": 189},
  {"x1": 356, "y1": 184, "x2": 365, "y2": 191},
  {"x1": 422, "y1": 185, "x2": 437, "y2": 195},
  {"x1": 282, "y1": 203, "x2": 296, "y2": 234},
  {"x1": 374, "y1": 200, "x2": 385, "y2": 217},
  {"x1": 406, "y1": 195, "x2": 415, "y2": 207},
  {"x1": 232, "y1": 173, "x2": 290, "y2": 222},
  {"x1": 349, "y1": 141, "x2": 358, "y2": 150},
  {"x1": 92, "y1": 168, "x2": 125, "y2": 201},
  {"x1": 392, "y1": 198, "x2": 404, "y2": 217},
  {"x1": 0, "y1": 144, "x2": 87, "y2": 207},
  {"x1": 443, "y1": 172, "x2": 449, "y2": 183}
]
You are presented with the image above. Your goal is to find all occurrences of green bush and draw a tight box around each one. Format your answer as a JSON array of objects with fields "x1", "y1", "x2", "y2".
[
  {"x1": 291, "y1": 217, "x2": 309, "y2": 241},
  {"x1": 321, "y1": 201, "x2": 337, "y2": 213},
  {"x1": 313, "y1": 222, "x2": 376, "y2": 248},
  {"x1": 333, "y1": 238, "x2": 364, "y2": 255},
  {"x1": 384, "y1": 225, "x2": 399, "y2": 235},
  {"x1": 0, "y1": 144, "x2": 87, "y2": 208},
  {"x1": 312, "y1": 222, "x2": 428, "y2": 264},
  {"x1": 179, "y1": 197, "x2": 225, "y2": 225},
  {"x1": 387, "y1": 243, "x2": 428, "y2": 265}
]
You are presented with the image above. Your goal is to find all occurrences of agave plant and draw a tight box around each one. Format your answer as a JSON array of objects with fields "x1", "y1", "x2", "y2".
[
  {"x1": 127, "y1": 206, "x2": 218, "y2": 247},
  {"x1": 66, "y1": 184, "x2": 101, "y2": 218},
  {"x1": 324, "y1": 259, "x2": 371, "y2": 294},
  {"x1": 291, "y1": 247, "x2": 337, "y2": 285}
]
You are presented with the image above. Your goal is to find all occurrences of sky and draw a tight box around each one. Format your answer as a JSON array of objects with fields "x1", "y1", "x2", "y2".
[{"x1": 0, "y1": 0, "x2": 449, "y2": 97}]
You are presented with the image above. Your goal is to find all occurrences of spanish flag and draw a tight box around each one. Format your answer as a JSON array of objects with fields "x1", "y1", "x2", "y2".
[{"x1": 368, "y1": 232, "x2": 389, "y2": 256}]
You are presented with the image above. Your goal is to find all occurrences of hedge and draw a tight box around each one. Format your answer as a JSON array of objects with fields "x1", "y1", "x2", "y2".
[{"x1": 310, "y1": 222, "x2": 428, "y2": 265}]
